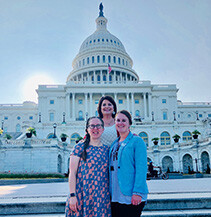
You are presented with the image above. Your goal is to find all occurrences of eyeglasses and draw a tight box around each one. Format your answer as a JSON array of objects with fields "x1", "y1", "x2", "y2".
[{"x1": 88, "y1": 124, "x2": 103, "y2": 129}]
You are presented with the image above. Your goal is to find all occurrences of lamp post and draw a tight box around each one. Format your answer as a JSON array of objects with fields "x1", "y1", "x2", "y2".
[
  {"x1": 53, "y1": 123, "x2": 57, "y2": 138},
  {"x1": 151, "y1": 111, "x2": 154, "y2": 122},
  {"x1": 38, "y1": 112, "x2": 41, "y2": 123},
  {"x1": 62, "y1": 112, "x2": 66, "y2": 124},
  {"x1": 196, "y1": 111, "x2": 199, "y2": 121},
  {"x1": 1, "y1": 120, "x2": 4, "y2": 130},
  {"x1": 195, "y1": 158, "x2": 199, "y2": 173},
  {"x1": 173, "y1": 111, "x2": 176, "y2": 121}
]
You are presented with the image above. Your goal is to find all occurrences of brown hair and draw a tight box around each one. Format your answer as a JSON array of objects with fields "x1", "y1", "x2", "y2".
[
  {"x1": 116, "y1": 110, "x2": 132, "y2": 125},
  {"x1": 97, "y1": 96, "x2": 117, "y2": 118}
]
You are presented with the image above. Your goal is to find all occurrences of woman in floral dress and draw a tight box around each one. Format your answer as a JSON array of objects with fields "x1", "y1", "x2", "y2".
[{"x1": 65, "y1": 117, "x2": 111, "y2": 217}]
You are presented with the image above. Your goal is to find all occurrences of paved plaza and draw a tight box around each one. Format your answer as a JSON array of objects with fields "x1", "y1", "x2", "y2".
[{"x1": 0, "y1": 178, "x2": 211, "y2": 216}]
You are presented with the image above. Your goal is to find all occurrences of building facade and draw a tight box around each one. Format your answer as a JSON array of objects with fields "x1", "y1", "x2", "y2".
[{"x1": 0, "y1": 5, "x2": 211, "y2": 174}]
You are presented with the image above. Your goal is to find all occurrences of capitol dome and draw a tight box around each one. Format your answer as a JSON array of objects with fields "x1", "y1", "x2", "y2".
[{"x1": 67, "y1": 4, "x2": 139, "y2": 84}]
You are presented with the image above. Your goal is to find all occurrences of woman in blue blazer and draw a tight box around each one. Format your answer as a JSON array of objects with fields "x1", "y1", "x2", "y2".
[{"x1": 109, "y1": 110, "x2": 148, "y2": 217}]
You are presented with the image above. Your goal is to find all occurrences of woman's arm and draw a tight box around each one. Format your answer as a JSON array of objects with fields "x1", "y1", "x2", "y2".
[{"x1": 68, "y1": 155, "x2": 80, "y2": 212}]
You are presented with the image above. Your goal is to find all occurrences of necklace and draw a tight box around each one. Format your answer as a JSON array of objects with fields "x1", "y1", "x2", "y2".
[
  {"x1": 104, "y1": 118, "x2": 114, "y2": 126},
  {"x1": 89, "y1": 142, "x2": 103, "y2": 147}
]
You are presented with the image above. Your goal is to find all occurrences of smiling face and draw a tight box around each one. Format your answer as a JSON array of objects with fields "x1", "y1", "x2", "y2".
[
  {"x1": 101, "y1": 99, "x2": 114, "y2": 117},
  {"x1": 87, "y1": 118, "x2": 104, "y2": 140},
  {"x1": 115, "y1": 113, "x2": 130, "y2": 134}
]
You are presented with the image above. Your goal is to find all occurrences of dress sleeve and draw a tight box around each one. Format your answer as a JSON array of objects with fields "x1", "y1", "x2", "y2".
[{"x1": 71, "y1": 142, "x2": 84, "y2": 157}]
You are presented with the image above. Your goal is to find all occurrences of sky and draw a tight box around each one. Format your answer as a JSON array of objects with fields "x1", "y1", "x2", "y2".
[{"x1": 0, "y1": 0, "x2": 210, "y2": 104}]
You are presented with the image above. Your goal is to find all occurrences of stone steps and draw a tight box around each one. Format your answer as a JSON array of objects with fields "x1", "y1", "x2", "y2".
[{"x1": 1, "y1": 197, "x2": 211, "y2": 216}]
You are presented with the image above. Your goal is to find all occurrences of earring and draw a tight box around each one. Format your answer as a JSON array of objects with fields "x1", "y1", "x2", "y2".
[{"x1": 112, "y1": 111, "x2": 115, "y2": 115}]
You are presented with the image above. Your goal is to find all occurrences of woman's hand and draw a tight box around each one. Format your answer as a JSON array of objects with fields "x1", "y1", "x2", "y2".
[
  {"x1": 69, "y1": 196, "x2": 78, "y2": 212},
  {"x1": 131, "y1": 194, "x2": 142, "y2": 206}
]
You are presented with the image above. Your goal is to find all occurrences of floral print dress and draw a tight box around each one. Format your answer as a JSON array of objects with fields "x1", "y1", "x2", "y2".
[{"x1": 65, "y1": 142, "x2": 111, "y2": 217}]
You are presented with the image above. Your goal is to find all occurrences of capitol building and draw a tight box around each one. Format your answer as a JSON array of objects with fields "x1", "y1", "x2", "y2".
[{"x1": 0, "y1": 5, "x2": 211, "y2": 175}]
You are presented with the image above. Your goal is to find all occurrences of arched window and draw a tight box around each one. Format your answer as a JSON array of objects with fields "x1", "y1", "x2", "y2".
[
  {"x1": 103, "y1": 55, "x2": 105, "y2": 63},
  {"x1": 103, "y1": 75, "x2": 106, "y2": 81},
  {"x1": 113, "y1": 56, "x2": 116, "y2": 63},
  {"x1": 95, "y1": 110, "x2": 98, "y2": 116},
  {"x1": 109, "y1": 75, "x2": 112, "y2": 82},
  {"x1": 160, "y1": 131, "x2": 171, "y2": 145},
  {"x1": 70, "y1": 133, "x2": 81, "y2": 146},
  {"x1": 16, "y1": 124, "x2": 21, "y2": 132},
  {"x1": 97, "y1": 75, "x2": 101, "y2": 82},
  {"x1": 118, "y1": 57, "x2": 121, "y2": 64},
  {"x1": 97, "y1": 55, "x2": 100, "y2": 63},
  {"x1": 92, "y1": 56, "x2": 94, "y2": 63},
  {"x1": 135, "y1": 110, "x2": 140, "y2": 117},
  {"x1": 78, "y1": 111, "x2": 83, "y2": 120},
  {"x1": 108, "y1": 56, "x2": 111, "y2": 63},
  {"x1": 87, "y1": 57, "x2": 89, "y2": 64},
  {"x1": 139, "y1": 132, "x2": 148, "y2": 146},
  {"x1": 182, "y1": 131, "x2": 192, "y2": 141},
  {"x1": 47, "y1": 133, "x2": 54, "y2": 139}
]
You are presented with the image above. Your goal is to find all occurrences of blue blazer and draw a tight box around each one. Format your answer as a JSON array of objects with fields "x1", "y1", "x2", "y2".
[{"x1": 109, "y1": 132, "x2": 149, "y2": 196}]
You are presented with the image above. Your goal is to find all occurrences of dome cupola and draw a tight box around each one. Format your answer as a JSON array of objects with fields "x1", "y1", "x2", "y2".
[{"x1": 67, "y1": 3, "x2": 139, "y2": 84}]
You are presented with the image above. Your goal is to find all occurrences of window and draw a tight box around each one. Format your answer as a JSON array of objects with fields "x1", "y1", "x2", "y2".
[
  {"x1": 29, "y1": 116, "x2": 33, "y2": 120},
  {"x1": 87, "y1": 57, "x2": 89, "y2": 64},
  {"x1": 4, "y1": 116, "x2": 8, "y2": 120},
  {"x1": 97, "y1": 75, "x2": 100, "y2": 82},
  {"x1": 89, "y1": 40, "x2": 92, "y2": 43},
  {"x1": 97, "y1": 56, "x2": 100, "y2": 63},
  {"x1": 162, "y1": 99, "x2": 166, "y2": 104},
  {"x1": 163, "y1": 112, "x2": 168, "y2": 120},
  {"x1": 92, "y1": 56, "x2": 94, "y2": 63},
  {"x1": 50, "y1": 100, "x2": 54, "y2": 104},
  {"x1": 16, "y1": 124, "x2": 21, "y2": 132},
  {"x1": 113, "y1": 56, "x2": 116, "y2": 63},
  {"x1": 103, "y1": 75, "x2": 106, "y2": 81},
  {"x1": 102, "y1": 38, "x2": 104, "y2": 42},
  {"x1": 109, "y1": 75, "x2": 112, "y2": 82},
  {"x1": 93, "y1": 39, "x2": 96, "y2": 43},
  {"x1": 160, "y1": 132, "x2": 171, "y2": 145},
  {"x1": 118, "y1": 57, "x2": 121, "y2": 64},
  {"x1": 49, "y1": 113, "x2": 54, "y2": 122},
  {"x1": 78, "y1": 111, "x2": 83, "y2": 120},
  {"x1": 17, "y1": 116, "x2": 21, "y2": 120},
  {"x1": 103, "y1": 55, "x2": 105, "y2": 63},
  {"x1": 135, "y1": 99, "x2": 139, "y2": 104},
  {"x1": 83, "y1": 59, "x2": 85, "y2": 65},
  {"x1": 122, "y1": 59, "x2": 125, "y2": 65},
  {"x1": 78, "y1": 99, "x2": 83, "y2": 104},
  {"x1": 187, "y1": 114, "x2": 191, "y2": 118},
  {"x1": 119, "y1": 99, "x2": 123, "y2": 104},
  {"x1": 178, "y1": 114, "x2": 180, "y2": 118},
  {"x1": 135, "y1": 110, "x2": 140, "y2": 116},
  {"x1": 108, "y1": 56, "x2": 111, "y2": 63},
  {"x1": 182, "y1": 131, "x2": 192, "y2": 141},
  {"x1": 139, "y1": 132, "x2": 148, "y2": 146},
  {"x1": 95, "y1": 100, "x2": 99, "y2": 104},
  {"x1": 208, "y1": 114, "x2": 211, "y2": 118},
  {"x1": 70, "y1": 133, "x2": 81, "y2": 145},
  {"x1": 199, "y1": 114, "x2": 203, "y2": 118}
]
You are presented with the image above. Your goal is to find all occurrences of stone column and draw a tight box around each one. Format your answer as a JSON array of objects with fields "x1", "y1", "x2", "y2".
[
  {"x1": 94, "y1": 71, "x2": 96, "y2": 83},
  {"x1": 126, "y1": 93, "x2": 130, "y2": 111},
  {"x1": 143, "y1": 93, "x2": 147, "y2": 119},
  {"x1": 114, "y1": 71, "x2": 116, "y2": 83},
  {"x1": 114, "y1": 93, "x2": 117, "y2": 103},
  {"x1": 66, "y1": 93, "x2": 70, "y2": 120},
  {"x1": 72, "y1": 93, "x2": 75, "y2": 120},
  {"x1": 85, "y1": 93, "x2": 88, "y2": 116},
  {"x1": 89, "y1": 93, "x2": 93, "y2": 116},
  {"x1": 120, "y1": 72, "x2": 123, "y2": 82},
  {"x1": 131, "y1": 93, "x2": 134, "y2": 118},
  {"x1": 148, "y1": 93, "x2": 152, "y2": 118}
]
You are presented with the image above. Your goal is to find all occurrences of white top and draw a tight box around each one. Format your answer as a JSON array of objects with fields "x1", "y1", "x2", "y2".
[{"x1": 101, "y1": 124, "x2": 118, "y2": 146}]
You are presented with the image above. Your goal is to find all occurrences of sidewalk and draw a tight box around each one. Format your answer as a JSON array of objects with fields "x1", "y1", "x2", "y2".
[{"x1": 0, "y1": 178, "x2": 211, "y2": 216}]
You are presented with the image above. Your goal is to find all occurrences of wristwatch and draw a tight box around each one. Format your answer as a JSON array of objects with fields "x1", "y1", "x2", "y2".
[{"x1": 70, "y1": 193, "x2": 76, "y2": 197}]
